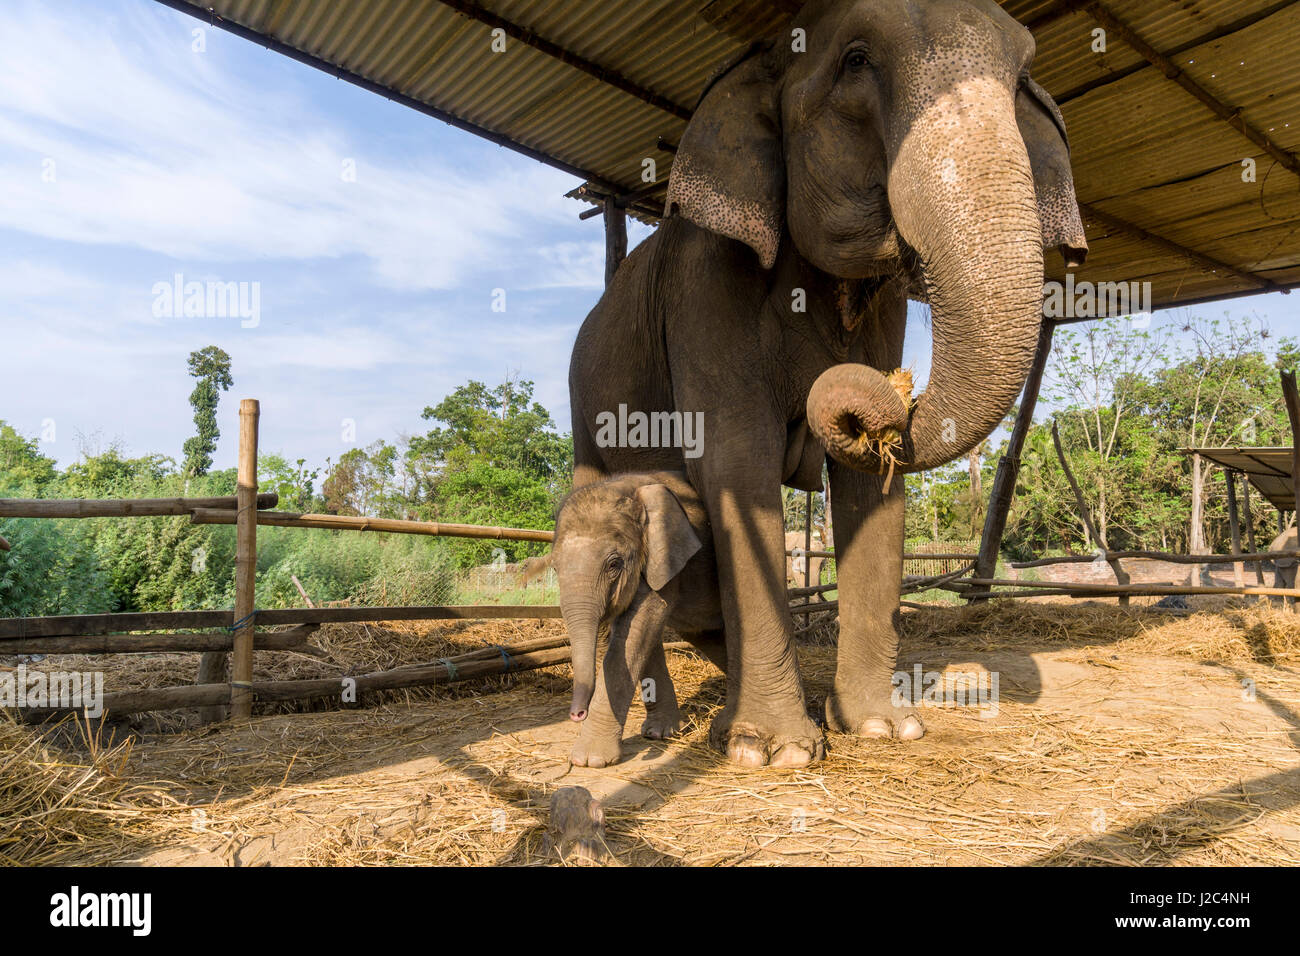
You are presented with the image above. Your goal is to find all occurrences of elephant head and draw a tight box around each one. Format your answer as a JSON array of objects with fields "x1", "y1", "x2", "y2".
[
  {"x1": 666, "y1": 0, "x2": 1087, "y2": 473},
  {"x1": 538, "y1": 480, "x2": 701, "y2": 721}
]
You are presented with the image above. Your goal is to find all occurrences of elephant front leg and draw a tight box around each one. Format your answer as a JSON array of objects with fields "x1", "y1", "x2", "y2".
[
  {"x1": 824, "y1": 459, "x2": 924, "y2": 740},
  {"x1": 571, "y1": 587, "x2": 670, "y2": 767},
  {"x1": 699, "y1": 473, "x2": 824, "y2": 767}
]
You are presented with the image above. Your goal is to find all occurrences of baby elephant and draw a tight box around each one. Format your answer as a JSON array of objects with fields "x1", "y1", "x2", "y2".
[{"x1": 525, "y1": 471, "x2": 724, "y2": 767}]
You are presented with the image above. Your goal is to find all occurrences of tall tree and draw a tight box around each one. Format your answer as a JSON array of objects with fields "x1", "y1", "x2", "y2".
[{"x1": 182, "y1": 346, "x2": 233, "y2": 478}]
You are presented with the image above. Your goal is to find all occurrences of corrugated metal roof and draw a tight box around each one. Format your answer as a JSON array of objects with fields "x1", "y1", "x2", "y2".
[
  {"x1": 155, "y1": 0, "x2": 1300, "y2": 309},
  {"x1": 1184, "y1": 447, "x2": 1297, "y2": 511}
]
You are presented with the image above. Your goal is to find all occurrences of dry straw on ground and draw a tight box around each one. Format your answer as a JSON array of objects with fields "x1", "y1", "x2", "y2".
[{"x1": 3, "y1": 599, "x2": 1299, "y2": 866}]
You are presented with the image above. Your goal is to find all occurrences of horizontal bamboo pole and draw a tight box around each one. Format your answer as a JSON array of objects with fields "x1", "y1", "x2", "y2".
[
  {"x1": 190, "y1": 508, "x2": 555, "y2": 542},
  {"x1": 1011, "y1": 550, "x2": 1300, "y2": 569},
  {"x1": 790, "y1": 600, "x2": 839, "y2": 617},
  {"x1": 785, "y1": 549, "x2": 977, "y2": 561},
  {"x1": 948, "y1": 577, "x2": 1300, "y2": 599},
  {"x1": 0, "y1": 625, "x2": 321, "y2": 656},
  {"x1": 0, "y1": 493, "x2": 278, "y2": 519},
  {"x1": 0, "y1": 604, "x2": 563, "y2": 640},
  {"x1": 16, "y1": 644, "x2": 577, "y2": 720},
  {"x1": 787, "y1": 583, "x2": 836, "y2": 598}
]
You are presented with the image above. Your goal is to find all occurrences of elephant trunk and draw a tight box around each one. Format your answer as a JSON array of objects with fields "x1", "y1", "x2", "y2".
[
  {"x1": 811, "y1": 76, "x2": 1045, "y2": 474},
  {"x1": 563, "y1": 602, "x2": 600, "y2": 721}
]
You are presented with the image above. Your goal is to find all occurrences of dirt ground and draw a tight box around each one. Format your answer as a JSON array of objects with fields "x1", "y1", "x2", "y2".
[{"x1": 13, "y1": 600, "x2": 1295, "y2": 866}]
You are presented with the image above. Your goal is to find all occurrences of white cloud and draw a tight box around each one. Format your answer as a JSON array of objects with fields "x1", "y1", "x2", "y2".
[{"x1": 0, "y1": 1, "x2": 587, "y2": 291}]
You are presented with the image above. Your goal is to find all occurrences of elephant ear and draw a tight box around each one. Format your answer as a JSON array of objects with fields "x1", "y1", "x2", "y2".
[
  {"x1": 635, "y1": 484, "x2": 703, "y2": 591},
  {"x1": 666, "y1": 46, "x2": 785, "y2": 270},
  {"x1": 1016, "y1": 77, "x2": 1088, "y2": 268}
]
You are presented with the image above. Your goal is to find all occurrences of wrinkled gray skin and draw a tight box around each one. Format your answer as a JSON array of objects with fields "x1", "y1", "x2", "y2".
[
  {"x1": 568, "y1": 0, "x2": 1086, "y2": 766},
  {"x1": 529, "y1": 472, "x2": 725, "y2": 767}
]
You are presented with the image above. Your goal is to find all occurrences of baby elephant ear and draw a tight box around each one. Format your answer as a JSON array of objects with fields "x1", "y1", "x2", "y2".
[
  {"x1": 1017, "y1": 77, "x2": 1088, "y2": 269},
  {"x1": 666, "y1": 47, "x2": 785, "y2": 270},
  {"x1": 636, "y1": 484, "x2": 703, "y2": 591}
]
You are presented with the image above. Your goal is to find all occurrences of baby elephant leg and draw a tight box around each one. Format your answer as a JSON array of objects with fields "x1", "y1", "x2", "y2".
[
  {"x1": 572, "y1": 587, "x2": 670, "y2": 767},
  {"x1": 637, "y1": 642, "x2": 681, "y2": 740}
]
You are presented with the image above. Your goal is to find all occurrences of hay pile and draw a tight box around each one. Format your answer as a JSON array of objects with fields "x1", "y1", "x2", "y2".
[
  {"x1": 4, "y1": 601, "x2": 1300, "y2": 866},
  {"x1": 897, "y1": 598, "x2": 1300, "y2": 663},
  {"x1": 0, "y1": 714, "x2": 175, "y2": 865}
]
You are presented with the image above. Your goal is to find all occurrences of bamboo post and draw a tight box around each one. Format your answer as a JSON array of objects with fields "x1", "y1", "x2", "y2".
[
  {"x1": 1051, "y1": 420, "x2": 1130, "y2": 603},
  {"x1": 230, "y1": 399, "x2": 260, "y2": 720},
  {"x1": 603, "y1": 197, "x2": 627, "y2": 287},
  {"x1": 1240, "y1": 475, "x2": 1265, "y2": 585},
  {"x1": 971, "y1": 318, "x2": 1054, "y2": 601},
  {"x1": 1282, "y1": 370, "x2": 1300, "y2": 520},
  {"x1": 1225, "y1": 470, "x2": 1245, "y2": 588},
  {"x1": 804, "y1": 490, "x2": 813, "y2": 594}
]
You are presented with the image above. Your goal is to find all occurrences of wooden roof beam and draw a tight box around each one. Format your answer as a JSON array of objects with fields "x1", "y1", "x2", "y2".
[
  {"x1": 1053, "y1": 0, "x2": 1300, "y2": 106},
  {"x1": 1064, "y1": 0, "x2": 1300, "y2": 178},
  {"x1": 1078, "y1": 202, "x2": 1282, "y2": 292},
  {"x1": 433, "y1": 0, "x2": 692, "y2": 121}
]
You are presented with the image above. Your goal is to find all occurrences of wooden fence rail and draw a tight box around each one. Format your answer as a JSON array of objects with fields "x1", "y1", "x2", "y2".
[{"x1": 0, "y1": 494, "x2": 278, "y2": 518}]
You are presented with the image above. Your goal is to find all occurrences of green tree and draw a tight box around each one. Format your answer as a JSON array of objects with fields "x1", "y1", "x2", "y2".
[{"x1": 182, "y1": 345, "x2": 233, "y2": 478}]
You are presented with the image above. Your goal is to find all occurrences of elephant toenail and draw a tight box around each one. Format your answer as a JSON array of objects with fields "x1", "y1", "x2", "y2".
[
  {"x1": 898, "y1": 716, "x2": 925, "y2": 740},
  {"x1": 860, "y1": 718, "x2": 892, "y2": 738},
  {"x1": 769, "y1": 743, "x2": 813, "y2": 767}
]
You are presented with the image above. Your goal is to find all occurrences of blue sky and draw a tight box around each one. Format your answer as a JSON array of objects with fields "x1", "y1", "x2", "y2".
[{"x1": 2, "y1": 0, "x2": 1298, "y2": 473}]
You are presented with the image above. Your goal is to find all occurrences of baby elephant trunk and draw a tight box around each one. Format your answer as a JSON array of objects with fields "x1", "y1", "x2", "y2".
[{"x1": 564, "y1": 604, "x2": 600, "y2": 721}]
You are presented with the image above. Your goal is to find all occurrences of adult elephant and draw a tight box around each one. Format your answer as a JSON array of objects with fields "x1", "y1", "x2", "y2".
[{"x1": 567, "y1": 0, "x2": 1087, "y2": 766}]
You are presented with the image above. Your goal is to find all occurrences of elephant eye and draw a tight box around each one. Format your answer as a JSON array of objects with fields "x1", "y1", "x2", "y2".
[
  {"x1": 605, "y1": 556, "x2": 624, "y2": 575},
  {"x1": 844, "y1": 47, "x2": 871, "y2": 71}
]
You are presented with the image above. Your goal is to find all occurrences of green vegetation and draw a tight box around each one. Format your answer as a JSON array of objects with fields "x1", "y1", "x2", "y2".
[
  {"x1": 903, "y1": 315, "x2": 1299, "y2": 561},
  {"x1": 0, "y1": 358, "x2": 570, "y2": 616},
  {"x1": 2, "y1": 315, "x2": 1295, "y2": 618}
]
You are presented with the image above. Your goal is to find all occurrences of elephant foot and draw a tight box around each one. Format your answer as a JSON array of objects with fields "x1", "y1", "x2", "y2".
[
  {"x1": 640, "y1": 706, "x2": 680, "y2": 740},
  {"x1": 570, "y1": 728, "x2": 623, "y2": 768},
  {"x1": 826, "y1": 691, "x2": 925, "y2": 741},
  {"x1": 709, "y1": 709, "x2": 825, "y2": 768}
]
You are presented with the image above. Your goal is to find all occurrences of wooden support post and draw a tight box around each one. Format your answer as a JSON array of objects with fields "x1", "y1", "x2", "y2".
[
  {"x1": 231, "y1": 399, "x2": 260, "y2": 720},
  {"x1": 603, "y1": 198, "x2": 627, "y2": 288},
  {"x1": 804, "y1": 490, "x2": 813, "y2": 593},
  {"x1": 1241, "y1": 476, "x2": 1265, "y2": 585},
  {"x1": 1225, "y1": 470, "x2": 1244, "y2": 588},
  {"x1": 970, "y1": 318, "x2": 1054, "y2": 601},
  {"x1": 1052, "y1": 421, "x2": 1131, "y2": 604},
  {"x1": 1281, "y1": 370, "x2": 1300, "y2": 520},
  {"x1": 196, "y1": 399, "x2": 260, "y2": 722}
]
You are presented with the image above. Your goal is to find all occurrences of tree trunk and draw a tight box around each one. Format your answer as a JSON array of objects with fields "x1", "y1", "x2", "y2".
[{"x1": 1189, "y1": 452, "x2": 1205, "y2": 585}]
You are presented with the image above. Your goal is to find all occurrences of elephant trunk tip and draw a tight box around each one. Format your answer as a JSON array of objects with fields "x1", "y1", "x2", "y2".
[
  {"x1": 807, "y1": 364, "x2": 913, "y2": 472},
  {"x1": 570, "y1": 684, "x2": 594, "y2": 721}
]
